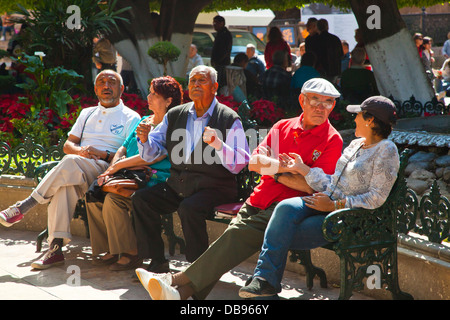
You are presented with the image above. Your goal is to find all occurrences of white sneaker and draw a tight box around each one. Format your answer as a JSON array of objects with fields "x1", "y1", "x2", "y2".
[
  {"x1": 0, "y1": 36, "x2": 5, "y2": 41},
  {"x1": 148, "y1": 277, "x2": 180, "y2": 300},
  {"x1": 135, "y1": 268, "x2": 173, "y2": 297}
]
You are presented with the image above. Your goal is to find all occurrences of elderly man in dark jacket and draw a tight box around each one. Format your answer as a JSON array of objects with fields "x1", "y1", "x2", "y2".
[{"x1": 133, "y1": 65, "x2": 249, "y2": 272}]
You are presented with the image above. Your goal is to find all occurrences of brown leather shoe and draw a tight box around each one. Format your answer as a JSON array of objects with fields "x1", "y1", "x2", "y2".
[
  {"x1": 92, "y1": 254, "x2": 119, "y2": 266},
  {"x1": 109, "y1": 253, "x2": 143, "y2": 271}
]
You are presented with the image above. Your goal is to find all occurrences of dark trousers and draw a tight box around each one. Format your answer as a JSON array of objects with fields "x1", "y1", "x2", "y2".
[
  {"x1": 131, "y1": 182, "x2": 235, "y2": 263},
  {"x1": 215, "y1": 65, "x2": 227, "y2": 90}
]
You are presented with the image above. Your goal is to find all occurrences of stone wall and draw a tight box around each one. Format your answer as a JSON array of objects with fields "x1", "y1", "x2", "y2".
[
  {"x1": 390, "y1": 116, "x2": 450, "y2": 199},
  {"x1": 404, "y1": 149, "x2": 450, "y2": 198}
]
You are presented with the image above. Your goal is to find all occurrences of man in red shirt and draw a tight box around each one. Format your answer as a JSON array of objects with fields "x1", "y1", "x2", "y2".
[{"x1": 136, "y1": 78, "x2": 343, "y2": 300}]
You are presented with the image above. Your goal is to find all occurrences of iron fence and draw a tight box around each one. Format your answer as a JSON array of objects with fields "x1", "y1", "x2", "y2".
[
  {"x1": 391, "y1": 95, "x2": 450, "y2": 118},
  {"x1": 0, "y1": 137, "x2": 64, "y2": 178}
]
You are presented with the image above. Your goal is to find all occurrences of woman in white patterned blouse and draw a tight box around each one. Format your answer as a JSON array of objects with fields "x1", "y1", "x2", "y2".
[{"x1": 239, "y1": 96, "x2": 400, "y2": 298}]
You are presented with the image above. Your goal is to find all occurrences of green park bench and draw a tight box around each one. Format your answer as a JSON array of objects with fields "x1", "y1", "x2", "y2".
[
  {"x1": 32, "y1": 159, "x2": 260, "y2": 254},
  {"x1": 3, "y1": 131, "x2": 448, "y2": 300},
  {"x1": 30, "y1": 148, "x2": 449, "y2": 300},
  {"x1": 32, "y1": 159, "x2": 186, "y2": 255},
  {"x1": 289, "y1": 149, "x2": 417, "y2": 300},
  {"x1": 173, "y1": 148, "x2": 434, "y2": 300},
  {"x1": 212, "y1": 148, "x2": 417, "y2": 300},
  {"x1": 213, "y1": 147, "x2": 448, "y2": 300}
]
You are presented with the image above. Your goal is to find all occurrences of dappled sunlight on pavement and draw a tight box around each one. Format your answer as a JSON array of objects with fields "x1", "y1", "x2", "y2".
[{"x1": 0, "y1": 228, "x2": 373, "y2": 300}]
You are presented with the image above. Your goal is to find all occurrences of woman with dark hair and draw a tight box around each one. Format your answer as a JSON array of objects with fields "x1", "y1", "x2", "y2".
[
  {"x1": 86, "y1": 76, "x2": 183, "y2": 271},
  {"x1": 413, "y1": 33, "x2": 424, "y2": 58},
  {"x1": 264, "y1": 26, "x2": 291, "y2": 70},
  {"x1": 239, "y1": 96, "x2": 400, "y2": 298}
]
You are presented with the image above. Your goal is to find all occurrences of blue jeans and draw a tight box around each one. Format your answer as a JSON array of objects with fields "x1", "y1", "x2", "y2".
[{"x1": 253, "y1": 197, "x2": 329, "y2": 293}]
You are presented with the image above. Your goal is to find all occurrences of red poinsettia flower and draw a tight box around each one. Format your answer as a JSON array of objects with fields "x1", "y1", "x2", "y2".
[
  {"x1": 0, "y1": 117, "x2": 14, "y2": 133},
  {"x1": 217, "y1": 95, "x2": 240, "y2": 112},
  {"x1": 122, "y1": 93, "x2": 149, "y2": 116},
  {"x1": 38, "y1": 108, "x2": 59, "y2": 125},
  {"x1": 0, "y1": 94, "x2": 29, "y2": 119},
  {"x1": 250, "y1": 99, "x2": 285, "y2": 125}
]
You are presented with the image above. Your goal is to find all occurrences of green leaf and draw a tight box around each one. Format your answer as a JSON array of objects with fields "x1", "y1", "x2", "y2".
[
  {"x1": 51, "y1": 91, "x2": 73, "y2": 115},
  {"x1": 15, "y1": 83, "x2": 34, "y2": 90}
]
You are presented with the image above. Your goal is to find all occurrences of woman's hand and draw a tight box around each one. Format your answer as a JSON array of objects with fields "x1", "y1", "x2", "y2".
[
  {"x1": 136, "y1": 122, "x2": 152, "y2": 143},
  {"x1": 303, "y1": 193, "x2": 336, "y2": 212},
  {"x1": 97, "y1": 174, "x2": 110, "y2": 186},
  {"x1": 279, "y1": 153, "x2": 310, "y2": 176},
  {"x1": 97, "y1": 158, "x2": 126, "y2": 185}
]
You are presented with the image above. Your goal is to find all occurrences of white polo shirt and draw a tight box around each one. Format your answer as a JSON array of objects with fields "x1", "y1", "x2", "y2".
[{"x1": 68, "y1": 99, "x2": 141, "y2": 152}]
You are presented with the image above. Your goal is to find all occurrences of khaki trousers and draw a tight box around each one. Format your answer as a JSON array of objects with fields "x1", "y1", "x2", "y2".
[
  {"x1": 85, "y1": 192, "x2": 137, "y2": 256},
  {"x1": 184, "y1": 202, "x2": 278, "y2": 300},
  {"x1": 31, "y1": 155, "x2": 109, "y2": 245}
]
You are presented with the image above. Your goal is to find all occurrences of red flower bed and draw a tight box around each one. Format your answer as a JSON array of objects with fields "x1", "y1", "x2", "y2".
[
  {"x1": 0, "y1": 93, "x2": 149, "y2": 136},
  {"x1": 122, "y1": 93, "x2": 149, "y2": 116},
  {"x1": 216, "y1": 95, "x2": 240, "y2": 112},
  {"x1": 1, "y1": 91, "x2": 287, "y2": 137},
  {"x1": 0, "y1": 93, "x2": 28, "y2": 132},
  {"x1": 250, "y1": 99, "x2": 285, "y2": 126},
  {"x1": 0, "y1": 90, "x2": 285, "y2": 136}
]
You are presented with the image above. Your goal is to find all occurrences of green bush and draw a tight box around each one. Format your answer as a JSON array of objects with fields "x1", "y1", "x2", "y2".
[
  {"x1": 15, "y1": 0, "x2": 130, "y2": 93},
  {"x1": 13, "y1": 53, "x2": 83, "y2": 116},
  {"x1": 147, "y1": 41, "x2": 181, "y2": 76}
]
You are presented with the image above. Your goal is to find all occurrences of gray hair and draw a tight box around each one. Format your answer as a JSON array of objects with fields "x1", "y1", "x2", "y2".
[
  {"x1": 94, "y1": 69, "x2": 124, "y2": 86},
  {"x1": 189, "y1": 65, "x2": 218, "y2": 84}
]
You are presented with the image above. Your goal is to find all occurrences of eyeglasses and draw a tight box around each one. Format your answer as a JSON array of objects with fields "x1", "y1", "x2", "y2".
[
  {"x1": 189, "y1": 77, "x2": 210, "y2": 86},
  {"x1": 304, "y1": 95, "x2": 334, "y2": 110}
]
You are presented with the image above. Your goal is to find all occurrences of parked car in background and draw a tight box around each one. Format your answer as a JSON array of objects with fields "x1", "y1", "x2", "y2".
[{"x1": 193, "y1": 26, "x2": 266, "y2": 66}]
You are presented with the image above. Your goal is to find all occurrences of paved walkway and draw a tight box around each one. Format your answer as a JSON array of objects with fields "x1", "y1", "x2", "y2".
[{"x1": 0, "y1": 228, "x2": 374, "y2": 301}]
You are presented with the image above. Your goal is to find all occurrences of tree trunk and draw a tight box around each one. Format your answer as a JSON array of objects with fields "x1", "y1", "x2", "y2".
[
  {"x1": 109, "y1": 0, "x2": 211, "y2": 96},
  {"x1": 349, "y1": 0, "x2": 434, "y2": 103}
]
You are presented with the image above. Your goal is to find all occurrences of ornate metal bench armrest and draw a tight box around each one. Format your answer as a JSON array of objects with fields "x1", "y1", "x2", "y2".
[
  {"x1": 322, "y1": 208, "x2": 364, "y2": 243},
  {"x1": 34, "y1": 161, "x2": 60, "y2": 184},
  {"x1": 322, "y1": 206, "x2": 395, "y2": 246}
]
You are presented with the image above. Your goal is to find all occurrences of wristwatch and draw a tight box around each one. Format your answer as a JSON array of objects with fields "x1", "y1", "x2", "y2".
[
  {"x1": 103, "y1": 150, "x2": 111, "y2": 162},
  {"x1": 274, "y1": 173, "x2": 281, "y2": 183}
]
